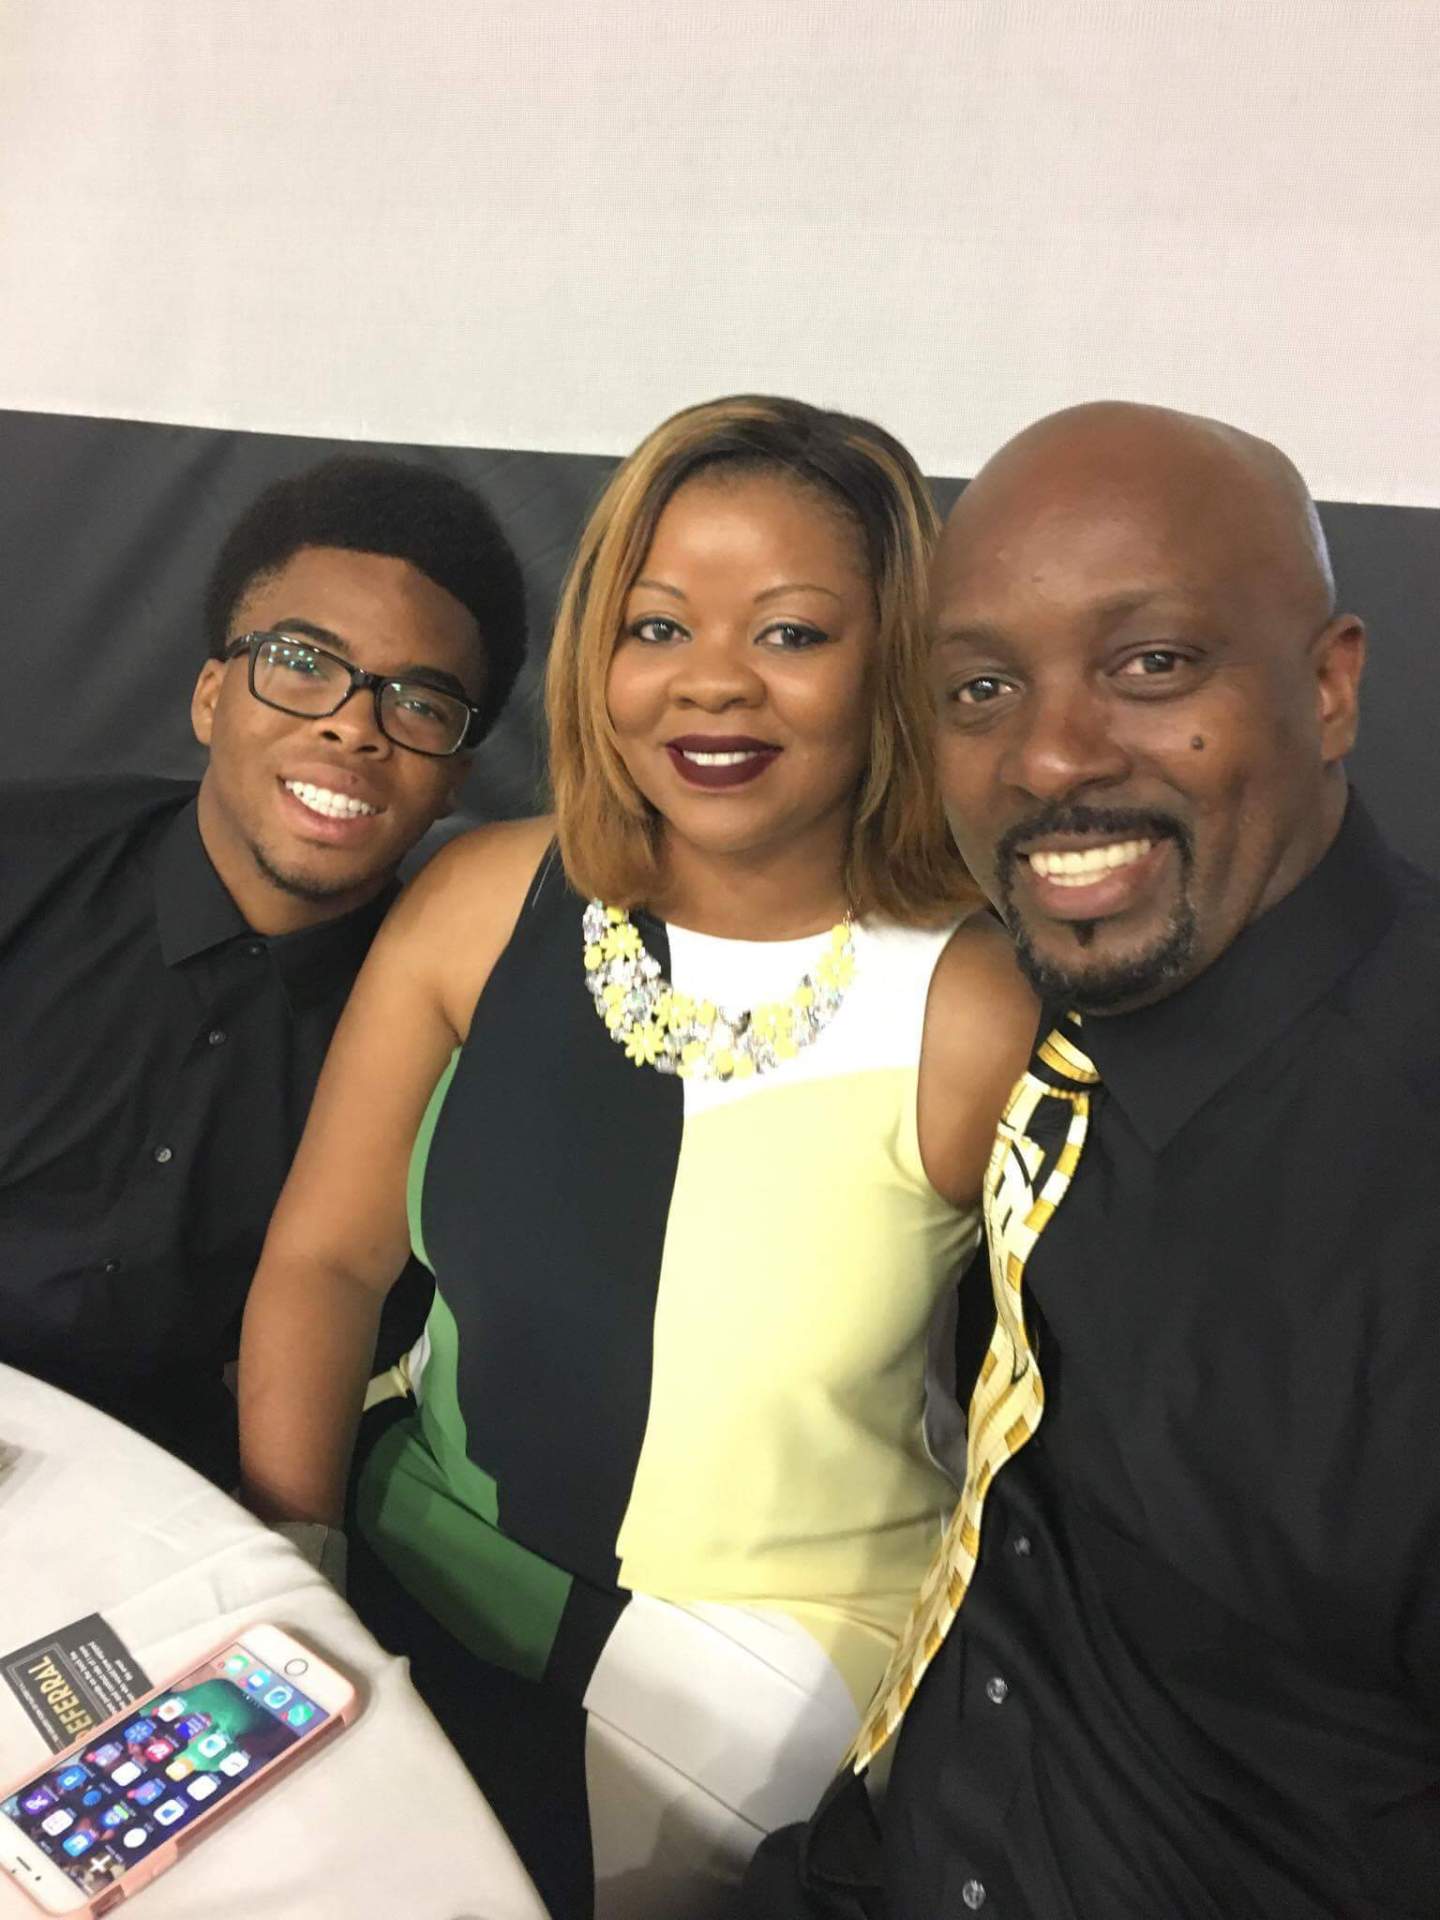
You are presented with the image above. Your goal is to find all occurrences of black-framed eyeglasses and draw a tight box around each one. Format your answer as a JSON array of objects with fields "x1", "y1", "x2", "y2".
[{"x1": 224, "y1": 631, "x2": 481, "y2": 757}]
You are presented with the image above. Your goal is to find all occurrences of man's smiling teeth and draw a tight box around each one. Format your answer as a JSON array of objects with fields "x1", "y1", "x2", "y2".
[
  {"x1": 1029, "y1": 839, "x2": 1153, "y2": 887},
  {"x1": 680, "y1": 749, "x2": 765, "y2": 766},
  {"x1": 284, "y1": 780, "x2": 377, "y2": 820}
]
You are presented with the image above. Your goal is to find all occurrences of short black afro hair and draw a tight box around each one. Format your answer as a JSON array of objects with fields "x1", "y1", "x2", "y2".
[{"x1": 203, "y1": 453, "x2": 527, "y2": 739}]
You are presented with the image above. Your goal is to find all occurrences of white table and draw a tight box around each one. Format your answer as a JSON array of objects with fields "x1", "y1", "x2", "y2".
[{"x1": 0, "y1": 1366, "x2": 549, "y2": 1920}]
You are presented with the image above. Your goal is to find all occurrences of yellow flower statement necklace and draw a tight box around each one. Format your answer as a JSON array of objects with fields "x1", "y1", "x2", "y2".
[{"x1": 582, "y1": 900, "x2": 856, "y2": 1082}]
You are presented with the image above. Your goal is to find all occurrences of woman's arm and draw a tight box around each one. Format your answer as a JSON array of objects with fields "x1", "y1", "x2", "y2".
[
  {"x1": 238, "y1": 818, "x2": 553, "y2": 1525},
  {"x1": 916, "y1": 915, "x2": 1040, "y2": 1210}
]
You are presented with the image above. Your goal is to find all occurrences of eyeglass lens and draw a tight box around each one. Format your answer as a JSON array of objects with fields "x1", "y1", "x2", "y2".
[{"x1": 252, "y1": 636, "x2": 469, "y2": 755}]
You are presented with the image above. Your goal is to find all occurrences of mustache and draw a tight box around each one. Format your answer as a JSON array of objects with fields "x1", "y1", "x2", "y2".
[{"x1": 995, "y1": 804, "x2": 1194, "y2": 876}]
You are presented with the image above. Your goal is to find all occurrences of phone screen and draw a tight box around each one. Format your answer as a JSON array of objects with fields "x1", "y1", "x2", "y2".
[{"x1": 1, "y1": 1640, "x2": 331, "y2": 1899}]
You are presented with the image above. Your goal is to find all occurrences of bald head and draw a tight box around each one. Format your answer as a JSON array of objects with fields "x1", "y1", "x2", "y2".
[
  {"x1": 942, "y1": 401, "x2": 1335, "y2": 634},
  {"x1": 928, "y1": 400, "x2": 1365, "y2": 1014}
]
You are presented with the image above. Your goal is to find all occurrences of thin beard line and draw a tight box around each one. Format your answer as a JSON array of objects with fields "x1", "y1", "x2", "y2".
[
  {"x1": 249, "y1": 840, "x2": 360, "y2": 906},
  {"x1": 1011, "y1": 904, "x2": 1198, "y2": 1011}
]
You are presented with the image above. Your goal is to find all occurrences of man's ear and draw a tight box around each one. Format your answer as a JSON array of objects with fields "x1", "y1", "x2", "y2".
[
  {"x1": 192, "y1": 658, "x2": 226, "y2": 747},
  {"x1": 1313, "y1": 614, "x2": 1366, "y2": 763}
]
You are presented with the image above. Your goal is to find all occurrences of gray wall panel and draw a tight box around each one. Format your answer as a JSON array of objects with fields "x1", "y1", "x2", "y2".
[{"x1": 2, "y1": 409, "x2": 1435, "y2": 875}]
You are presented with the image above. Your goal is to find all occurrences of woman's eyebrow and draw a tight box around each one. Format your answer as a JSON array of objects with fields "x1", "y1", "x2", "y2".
[{"x1": 754, "y1": 582, "x2": 843, "y2": 605}]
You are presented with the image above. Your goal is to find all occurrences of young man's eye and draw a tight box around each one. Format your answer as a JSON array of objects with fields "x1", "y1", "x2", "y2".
[
  {"x1": 268, "y1": 643, "x2": 321, "y2": 673},
  {"x1": 396, "y1": 693, "x2": 444, "y2": 721}
]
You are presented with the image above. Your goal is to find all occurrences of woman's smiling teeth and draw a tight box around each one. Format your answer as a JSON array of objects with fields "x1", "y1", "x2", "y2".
[
  {"x1": 681, "y1": 749, "x2": 764, "y2": 767},
  {"x1": 284, "y1": 780, "x2": 378, "y2": 820},
  {"x1": 1028, "y1": 838, "x2": 1153, "y2": 887}
]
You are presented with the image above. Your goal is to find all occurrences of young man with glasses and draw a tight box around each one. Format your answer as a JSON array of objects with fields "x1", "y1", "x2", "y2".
[{"x1": 0, "y1": 454, "x2": 526, "y2": 1483}]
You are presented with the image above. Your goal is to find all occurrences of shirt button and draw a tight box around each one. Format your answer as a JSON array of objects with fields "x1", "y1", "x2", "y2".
[
  {"x1": 1012, "y1": 1533, "x2": 1032, "y2": 1556},
  {"x1": 962, "y1": 1879, "x2": 987, "y2": 1910},
  {"x1": 985, "y1": 1674, "x2": 1009, "y2": 1705},
  {"x1": 207, "y1": 1028, "x2": 228, "y2": 1047},
  {"x1": 102, "y1": 1259, "x2": 122, "y2": 1275},
  {"x1": 246, "y1": 941, "x2": 265, "y2": 958},
  {"x1": 153, "y1": 1145, "x2": 173, "y2": 1165}
]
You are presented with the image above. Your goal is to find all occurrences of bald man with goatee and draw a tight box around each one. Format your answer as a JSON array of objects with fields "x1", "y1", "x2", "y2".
[{"x1": 745, "y1": 404, "x2": 1440, "y2": 1920}]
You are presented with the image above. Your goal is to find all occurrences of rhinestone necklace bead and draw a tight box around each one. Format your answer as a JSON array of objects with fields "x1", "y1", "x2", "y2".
[{"x1": 582, "y1": 901, "x2": 855, "y2": 1082}]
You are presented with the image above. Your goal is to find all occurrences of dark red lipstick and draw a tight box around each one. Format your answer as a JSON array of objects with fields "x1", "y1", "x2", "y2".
[{"x1": 664, "y1": 735, "x2": 782, "y2": 790}]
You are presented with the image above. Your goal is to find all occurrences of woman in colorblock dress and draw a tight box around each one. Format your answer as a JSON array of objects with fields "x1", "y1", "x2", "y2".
[{"x1": 238, "y1": 395, "x2": 1037, "y2": 1918}]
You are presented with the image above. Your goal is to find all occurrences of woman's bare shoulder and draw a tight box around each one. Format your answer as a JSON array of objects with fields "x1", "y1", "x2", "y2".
[
  {"x1": 379, "y1": 816, "x2": 557, "y2": 1015},
  {"x1": 415, "y1": 815, "x2": 556, "y2": 901},
  {"x1": 924, "y1": 912, "x2": 1040, "y2": 1096},
  {"x1": 916, "y1": 913, "x2": 1040, "y2": 1208}
]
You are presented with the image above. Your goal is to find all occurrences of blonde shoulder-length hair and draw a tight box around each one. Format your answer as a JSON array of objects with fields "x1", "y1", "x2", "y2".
[{"x1": 545, "y1": 393, "x2": 979, "y2": 926}]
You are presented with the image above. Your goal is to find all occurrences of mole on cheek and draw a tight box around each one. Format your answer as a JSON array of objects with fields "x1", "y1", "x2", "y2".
[{"x1": 1190, "y1": 735, "x2": 1206, "y2": 751}]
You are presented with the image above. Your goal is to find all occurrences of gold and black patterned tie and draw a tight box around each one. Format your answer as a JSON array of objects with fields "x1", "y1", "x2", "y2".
[{"x1": 848, "y1": 1015, "x2": 1100, "y2": 1770}]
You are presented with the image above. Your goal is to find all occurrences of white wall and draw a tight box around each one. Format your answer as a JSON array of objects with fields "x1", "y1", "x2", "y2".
[{"x1": 2, "y1": 0, "x2": 1437, "y2": 502}]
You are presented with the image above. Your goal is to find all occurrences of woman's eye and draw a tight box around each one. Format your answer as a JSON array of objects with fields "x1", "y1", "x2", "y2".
[
  {"x1": 628, "y1": 617, "x2": 686, "y2": 645},
  {"x1": 759, "y1": 622, "x2": 829, "y2": 650},
  {"x1": 952, "y1": 674, "x2": 1014, "y2": 706}
]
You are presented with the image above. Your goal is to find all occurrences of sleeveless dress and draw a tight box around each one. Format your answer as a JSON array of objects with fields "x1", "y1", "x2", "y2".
[{"x1": 355, "y1": 848, "x2": 977, "y2": 1916}]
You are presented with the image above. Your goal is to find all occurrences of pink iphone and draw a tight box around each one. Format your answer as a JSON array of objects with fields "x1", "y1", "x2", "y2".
[{"x1": 0, "y1": 1624, "x2": 358, "y2": 1914}]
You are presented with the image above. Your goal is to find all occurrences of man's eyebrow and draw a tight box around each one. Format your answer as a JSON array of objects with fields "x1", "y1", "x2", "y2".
[
  {"x1": 393, "y1": 665, "x2": 471, "y2": 700},
  {"x1": 270, "y1": 618, "x2": 349, "y2": 652},
  {"x1": 268, "y1": 622, "x2": 475, "y2": 700},
  {"x1": 933, "y1": 589, "x2": 1206, "y2": 651},
  {"x1": 1090, "y1": 588, "x2": 1185, "y2": 626},
  {"x1": 932, "y1": 621, "x2": 1011, "y2": 652}
]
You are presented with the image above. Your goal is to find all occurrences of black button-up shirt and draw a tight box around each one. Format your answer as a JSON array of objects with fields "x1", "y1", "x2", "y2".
[
  {"x1": 0, "y1": 778, "x2": 397, "y2": 1468},
  {"x1": 885, "y1": 795, "x2": 1440, "y2": 1919}
]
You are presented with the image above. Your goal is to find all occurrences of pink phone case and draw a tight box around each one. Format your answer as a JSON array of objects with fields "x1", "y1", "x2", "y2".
[{"x1": 1, "y1": 1626, "x2": 360, "y2": 1916}]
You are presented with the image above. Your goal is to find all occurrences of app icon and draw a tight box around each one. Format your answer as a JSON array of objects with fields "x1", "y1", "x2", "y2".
[
  {"x1": 80, "y1": 1787, "x2": 106, "y2": 1808},
  {"x1": 155, "y1": 1698, "x2": 186, "y2": 1722},
  {"x1": 264, "y1": 1686, "x2": 293, "y2": 1709},
  {"x1": 62, "y1": 1831, "x2": 93, "y2": 1858},
  {"x1": 218, "y1": 1751, "x2": 250, "y2": 1778},
  {"x1": 143, "y1": 1737, "x2": 175, "y2": 1763},
  {"x1": 128, "y1": 1779, "x2": 164, "y2": 1807},
  {"x1": 186, "y1": 1775, "x2": 218, "y2": 1803},
  {"x1": 244, "y1": 1669, "x2": 272, "y2": 1692},
  {"x1": 110, "y1": 1761, "x2": 141, "y2": 1788},
  {"x1": 223, "y1": 1654, "x2": 248, "y2": 1674},
  {"x1": 89, "y1": 1742, "x2": 124, "y2": 1770},
  {"x1": 165, "y1": 1758, "x2": 194, "y2": 1782},
  {"x1": 285, "y1": 1703, "x2": 316, "y2": 1728},
  {"x1": 174, "y1": 1713, "x2": 211, "y2": 1742},
  {"x1": 55, "y1": 1764, "x2": 90, "y2": 1792},
  {"x1": 122, "y1": 1719, "x2": 155, "y2": 1744},
  {"x1": 123, "y1": 1827, "x2": 148, "y2": 1849},
  {"x1": 153, "y1": 1799, "x2": 186, "y2": 1827},
  {"x1": 41, "y1": 1809, "x2": 74, "y2": 1836},
  {"x1": 196, "y1": 1732, "x2": 228, "y2": 1759},
  {"x1": 102, "y1": 1805, "x2": 129, "y2": 1829},
  {"x1": 20, "y1": 1788, "x2": 54, "y2": 1815}
]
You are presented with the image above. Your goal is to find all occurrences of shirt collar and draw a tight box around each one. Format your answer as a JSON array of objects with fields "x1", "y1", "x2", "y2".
[
  {"x1": 154, "y1": 800, "x2": 248, "y2": 964},
  {"x1": 154, "y1": 799, "x2": 397, "y2": 1008},
  {"x1": 1071, "y1": 791, "x2": 1402, "y2": 1152}
]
